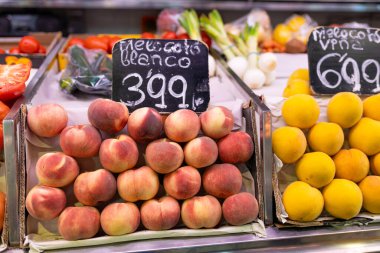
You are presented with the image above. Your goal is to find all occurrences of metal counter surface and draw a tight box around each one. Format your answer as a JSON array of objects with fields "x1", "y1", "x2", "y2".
[{"x1": 31, "y1": 224, "x2": 380, "y2": 252}]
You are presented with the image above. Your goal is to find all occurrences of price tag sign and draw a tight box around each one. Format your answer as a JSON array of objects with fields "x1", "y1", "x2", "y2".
[
  {"x1": 112, "y1": 39, "x2": 210, "y2": 113},
  {"x1": 308, "y1": 26, "x2": 380, "y2": 94}
]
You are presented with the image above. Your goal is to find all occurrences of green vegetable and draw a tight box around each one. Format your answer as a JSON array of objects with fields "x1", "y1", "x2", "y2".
[
  {"x1": 242, "y1": 23, "x2": 259, "y2": 56},
  {"x1": 242, "y1": 23, "x2": 259, "y2": 68},
  {"x1": 59, "y1": 77, "x2": 76, "y2": 93},
  {"x1": 69, "y1": 46, "x2": 95, "y2": 76},
  {"x1": 59, "y1": 45, "x2": 113, "y2": 96},
  {"x1": 179, "y1": 9, "x2": 201, "y2": 40},
  {"x1": 200, "y1": 10, "x2": 242, "y2": 60},
  {"x1": 228, "y1": 32, "x2": 248, "y2": 56}
]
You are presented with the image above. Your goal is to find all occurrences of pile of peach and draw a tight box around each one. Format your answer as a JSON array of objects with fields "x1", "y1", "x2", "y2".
[{"x1": 25, "y1": 99, "x2": 258, "y2": 241}]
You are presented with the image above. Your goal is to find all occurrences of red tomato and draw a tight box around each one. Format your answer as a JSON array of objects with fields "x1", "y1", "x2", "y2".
[
  {"x1": 176, "y1": 33, "x2": 190, "y2": 40},
  {"x1": 38, "y1": 45, "x2": 46, "y2": 54},
  {"x1": 65, "y1": 38, "x2": 85, "y2": 52},
  {"x1": 0, "y1": 101, "x2": 10, "y2": 122},
  {"x1": 98, "y1": 36, "x2": 110, "y2": 44},
  {"x1": 98, "y1": 36, "x2": 111, "y2": 52},
  {"x1": 161, "y1": 31, "x2": 177, "y2": 40},
  {"x1": 201, "y1": 31, "x2": 212, "y2": 48},
  {"x1": 108, "y1": 36, "x2": 122, "y2": 53},
  {"x1": 68, "y1": 38, "x2": 84, "y2": 47},
  {"x1": 9, "y1": 47, "x2": 20, "y2": 54},
  {"x1": 83, "y1": 36, "x2": 108, "y2": 52},
  {"x1": 0, "y1": 64, "x2": 31, "y2": 101},
  {"x1": 141, "y1": 32, "x2": 156, "y2": 39},
  {"x1": 0, "y1": 49, "x2": 5, "y2": 54},
  {"x1": 18, "y1": 36, "x2": 40, "y2": 54}
]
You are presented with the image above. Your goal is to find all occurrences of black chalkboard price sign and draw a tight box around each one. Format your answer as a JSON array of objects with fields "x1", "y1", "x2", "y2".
[
  {"x1": 112, "y1": 39, "x2": 210, "y2": 113},
  {"x1": 308, "y1": 26, "x2": 380, "y2": 94}
]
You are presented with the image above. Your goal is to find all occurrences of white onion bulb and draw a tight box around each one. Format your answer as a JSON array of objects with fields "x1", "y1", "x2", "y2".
[{"x1": 243, "y1": 68, "x2": 266, "y2": 89}]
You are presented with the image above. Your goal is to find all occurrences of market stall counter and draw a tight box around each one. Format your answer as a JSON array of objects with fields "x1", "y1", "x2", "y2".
[{"x1": 4, "y1": 30, "x2": 380, "y2": 252}]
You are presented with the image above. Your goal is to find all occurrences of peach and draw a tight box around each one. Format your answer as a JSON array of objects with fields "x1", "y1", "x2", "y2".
[
  {"x1": 164, "y1": 166, "x2": 201, "y2": 200},
  {"x1": 218, "y1": 131, "x2": 254, "y2": 164},
  {"x1": 99, "y1": 135, "x2": 138, "y2": 173},
  {"x1": 36, "y1": 152, "x2": 79, "y2": 187},
  {"x1": 88, "y1": 98, "x2": 129, "y2": 134},
  {"x1": 127, "y1": 107, "x2": 163, "y2": 143},
  {"x1": 74, "y1": 169, "x2": 116, "y2": 206},
  {"x1": 184, "y1": 136, "x2": 218, "y2": 168},
  {"x1": 26, "y1": 185, "x2": 66, "y2": 221},
  {"x1": 203, "y1": 164, "x2": 242, "y2": 198},
  {"x1": 145, "y1": 138, "x2": 184, "y2": 174},
  {"x1": 141, "y1": 196, "x2": 180, "y2": 230},
  {"x1": 117, "y1": 166, "x2": 159, "y2": 202},
  {"x1": 200, "y1": 106, "x2": 234, "y2": 139},
  {"x1": 27, "y1": 103, "x2": 68, "y2": 138},
  {"x1": 164, "y1": 109, "x2": 200, "y2": 142},
  {"x1": 222, "y1": 192, "x2": 258, "y2": 225},
  {"x1": 181, "y1": 195, "x2": 222, "y2": 229},
  {"x1": 60, "y1": 124, "x2": 102, "y2": 158},
  {"x1": 100, "y1": 202, "x2": 140, "y2": 236},
  {"x1": 58, "y1": 206, "x2": 100, "y2": 240}
]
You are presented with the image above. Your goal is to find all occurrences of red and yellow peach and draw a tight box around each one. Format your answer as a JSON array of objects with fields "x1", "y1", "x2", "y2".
[
  {"x1": 74, "y1": 169, "x2": 116, "y2": 206},
  {"x1": 26, "y1": 185, "x2": 66, "y2": 221},
  {"x1": 145, "y1": 138, "x2": 184, "y2": 174},
  {"x1": 117, "y1": 166, "x2": 159, "y2": 202},
  {"x1": 58, "y1": 206, "x2": 100, "y2": 240},
  {"x1": 27, "y1": 103, "x2": 68, "y2": 138},
  {"x1": 164, "y1": 166, "x2": 201, "y2": 200},
  {"x1": 100, "y1": 202, "x2": 140, "y2": 236},
  {"x1": 60, "y1": 124, "x2": 102, "y2": 158},
  {"x1": 36, "y1": 152, "x2": 79, "y2": 187},
  {"x1": 202, "y1": 164, "x2": 242, "y2": 199},
  {"x1": 140, "y1": 196, "x2": 180, "y2": 230},
  {"x1": 99, "y1": 135, "x2": 138, "y2": 173},
  {"x1": 88, "y1": 98, "x2": 129, "y2": 134}
]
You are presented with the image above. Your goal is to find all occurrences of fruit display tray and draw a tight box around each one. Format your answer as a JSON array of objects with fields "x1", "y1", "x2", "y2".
[
  {"x1": 0, "y1": 32, "x2": 62, "y2": 68},
  {"x1": 18, "y1": 102, "x2": 266, "y2": 252},
  {"x1": 270, "y1": 96, "x2": 380, "y2": 227}
]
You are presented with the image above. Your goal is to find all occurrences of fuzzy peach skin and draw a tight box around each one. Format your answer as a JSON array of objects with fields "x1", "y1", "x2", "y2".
[
  {"x1": 218, "y1": 131, "x2": 254, "y2": 164},
  {"x1": 26, "y1": 185, "x2": 66, "y2": 221},
  {"x1": 222, "y1": 192, "x2": 258, "y2": 225},
  {"x1": 100, "y1": 202, "x2": 140, "y2": 236},
  {"x1": 184, "y1": 136, "x2": 218, "y2": 168},
  {"x1": 181, "y1": 195, "x2": 222, "y2": 229},
  {"x1": 164, "y1": 109, "x2": 200, "y2": 142},
  {"x1": 145, "y1": 138, "x2": 184, "y2": 174},
  {"x1": 60, "y1": 124, "x2": 102, "y2": 158},
  {"x1": 99, "y1": 135, "x2": 138, "y2": 173},
  {"x1": 36, "y1": 152, "x2": 79, "y2": 187},
  {"x1": 141, "y1": 196, "x2": 180, "y2": 230},
  {"x1": 164, "y1": 166, "x2": 201, "y2": 200},
  {"x1": 202, "y1": 164, "x2": 242, "y2": 199},
  {"x1": 88, "y1": 98, "x2": 129, "y2": 134},
  {"x1": 74, "y1": 169, "x2": 116, "y2": 206},
  {"x1": 117, "y1": 166, "x2": 159, "y2": 202},
  {"x1": 127, "y1": 107, "x2": 163, "y2": 143},
  {"x1": 58, "y1": 206, "x2": 100, "y2": 240},
  {"x1": 27, "y1": 103, "x2": 68, "y2": 138},
  {"x1": 199, "y1": 106, "x2": 234, "y2": 139}
]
